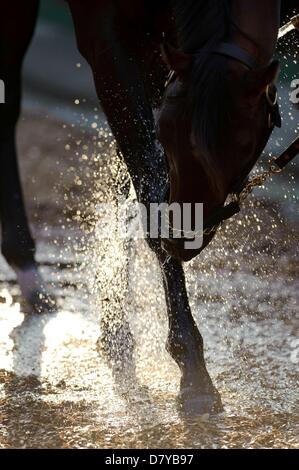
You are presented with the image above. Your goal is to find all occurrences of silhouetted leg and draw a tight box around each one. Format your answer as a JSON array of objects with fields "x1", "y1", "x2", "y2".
[
  {"x1": 0, "y1": 2, "x2": 55, "y2": 312},
  {"x1": 68, "y1": 1, "x2": 167, "y2": 207},
  {"x1": 160, "y1": 256, "x2": 222, "y2": 413},
  {"x1": 96, "y1": 186, "x2": 136, "y2": 379},
  {"x1": 68, "y1": 0, "x2": 221, "y2": 413},
  {"x1": 68, "y1": 1, "x2": 162, "y2": 373}
]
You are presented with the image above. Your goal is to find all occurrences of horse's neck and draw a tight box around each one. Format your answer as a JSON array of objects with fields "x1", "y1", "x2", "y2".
[
  {"x1": 171, "y1": 0, "x2": 229, "y2": 52},
  {"x1": 172, "y1": 0, "x2": 280, "y2": 64}
]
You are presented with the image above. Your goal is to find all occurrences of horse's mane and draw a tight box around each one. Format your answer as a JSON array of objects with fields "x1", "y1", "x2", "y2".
[{"x1": 171, "y1": 0, "x2": 233, "y2": 194}]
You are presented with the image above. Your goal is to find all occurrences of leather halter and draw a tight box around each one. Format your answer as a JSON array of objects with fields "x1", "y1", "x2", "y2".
[{"x1": 212, "y1": 42, "x2": 259, "y2": 70}]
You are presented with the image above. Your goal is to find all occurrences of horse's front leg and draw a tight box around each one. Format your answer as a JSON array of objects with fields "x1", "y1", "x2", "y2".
[
  {"x1": 68, "y1": 0, "x2": 221, "y2": 413},
  {"x1": 0, "y1": 1, "x2": 56, "y2": 313},
  {"x1": 68, "y1": 1, "x2": 167, "y2": 207},
  {"x1": 159, "y1": 254, "x2": 222, "y2": 414}
]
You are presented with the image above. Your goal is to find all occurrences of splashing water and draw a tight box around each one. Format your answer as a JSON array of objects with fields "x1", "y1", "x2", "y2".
[{"x1": 0, "y1": 31, "x2": 298, "y2": 449}]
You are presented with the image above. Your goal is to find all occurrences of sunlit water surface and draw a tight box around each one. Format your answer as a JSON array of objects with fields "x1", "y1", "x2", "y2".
[
  {"x1": 0, "y1": 31, "x2": 298, "y2": 449},
  {"x1": 0, "y1": 191, "x2": 298, "y2": 449}
]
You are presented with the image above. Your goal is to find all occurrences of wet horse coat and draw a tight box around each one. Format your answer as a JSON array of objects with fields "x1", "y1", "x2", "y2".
[{"x1": 0, "y1": 0, "x2": 281, "y2": 413}]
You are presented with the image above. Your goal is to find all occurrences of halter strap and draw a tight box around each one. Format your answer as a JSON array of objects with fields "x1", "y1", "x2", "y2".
[
  {"x1": 212, "y1": 42, "x2": 259, "y2": 70},
  {"x1": 274, "y1": 136, "x2": 299, "y2": 170},
  {"x1": 164, "y1": 42, "x2": 260, "y2": 89}
]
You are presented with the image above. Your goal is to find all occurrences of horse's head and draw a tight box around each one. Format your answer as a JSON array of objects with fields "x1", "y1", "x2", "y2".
[{"x1": 157, "y1": 43, "x2": 280, "y2": 261}]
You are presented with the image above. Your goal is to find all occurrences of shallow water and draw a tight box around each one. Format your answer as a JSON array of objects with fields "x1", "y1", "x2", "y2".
[{"x1": 0, "y1": 193, "x2": 298, "y2": 448}]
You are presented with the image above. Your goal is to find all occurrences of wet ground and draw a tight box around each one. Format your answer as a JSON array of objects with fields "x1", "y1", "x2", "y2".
[{"x1": 0, "y1": 113, "x2": 298, "y2": 449}]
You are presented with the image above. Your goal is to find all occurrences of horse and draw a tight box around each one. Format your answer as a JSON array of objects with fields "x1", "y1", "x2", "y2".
[{"x1": 0, "y1": 0, "x2": 282, "y2": 414}]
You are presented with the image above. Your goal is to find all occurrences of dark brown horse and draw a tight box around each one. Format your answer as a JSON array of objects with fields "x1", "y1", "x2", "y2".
[{"x1": 0, "y1": 0, "x2": 283, "y2": 414}]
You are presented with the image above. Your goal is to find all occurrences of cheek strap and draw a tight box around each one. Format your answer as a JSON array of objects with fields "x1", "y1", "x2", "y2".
[{"x1": 212, "y1": 42, "x2": 259, "y2": 70}]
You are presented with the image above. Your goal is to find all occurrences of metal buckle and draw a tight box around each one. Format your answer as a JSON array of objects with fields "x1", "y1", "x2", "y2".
[
  {"x1": 266, "y1": 84, "x2": 277, "y2": 107},
  {"x1": 268, "y1": 157, "x2": 283, "y2": 174},
  {"x1": 165, "y1": 70, "x2": 175, "y2": 89}
]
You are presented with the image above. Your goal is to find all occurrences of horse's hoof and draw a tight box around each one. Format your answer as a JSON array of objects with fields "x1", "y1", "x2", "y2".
[
  {"x1": 178, "y1": 387, "x2": 224, "y2": 417},
  {"x1": 13, "y1": 264, "x2": 57, "y2": 314}
]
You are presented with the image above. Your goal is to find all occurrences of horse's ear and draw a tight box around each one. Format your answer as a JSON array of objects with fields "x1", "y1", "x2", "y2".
[
  {"x1": 245, "y1": 60, "x2": 280, "y2": 99},
  {"x1": 161, "y1": 42, "x2": 193, "y2": 78}
]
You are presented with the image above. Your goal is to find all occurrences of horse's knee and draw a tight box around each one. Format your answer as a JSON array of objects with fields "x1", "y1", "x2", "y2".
[
  {"x1": 76, "y1": 33, "x2": 117, "y2": 79},
  {"x1": 74, "y1": 34, "x2": 93, "y2": 67}
]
